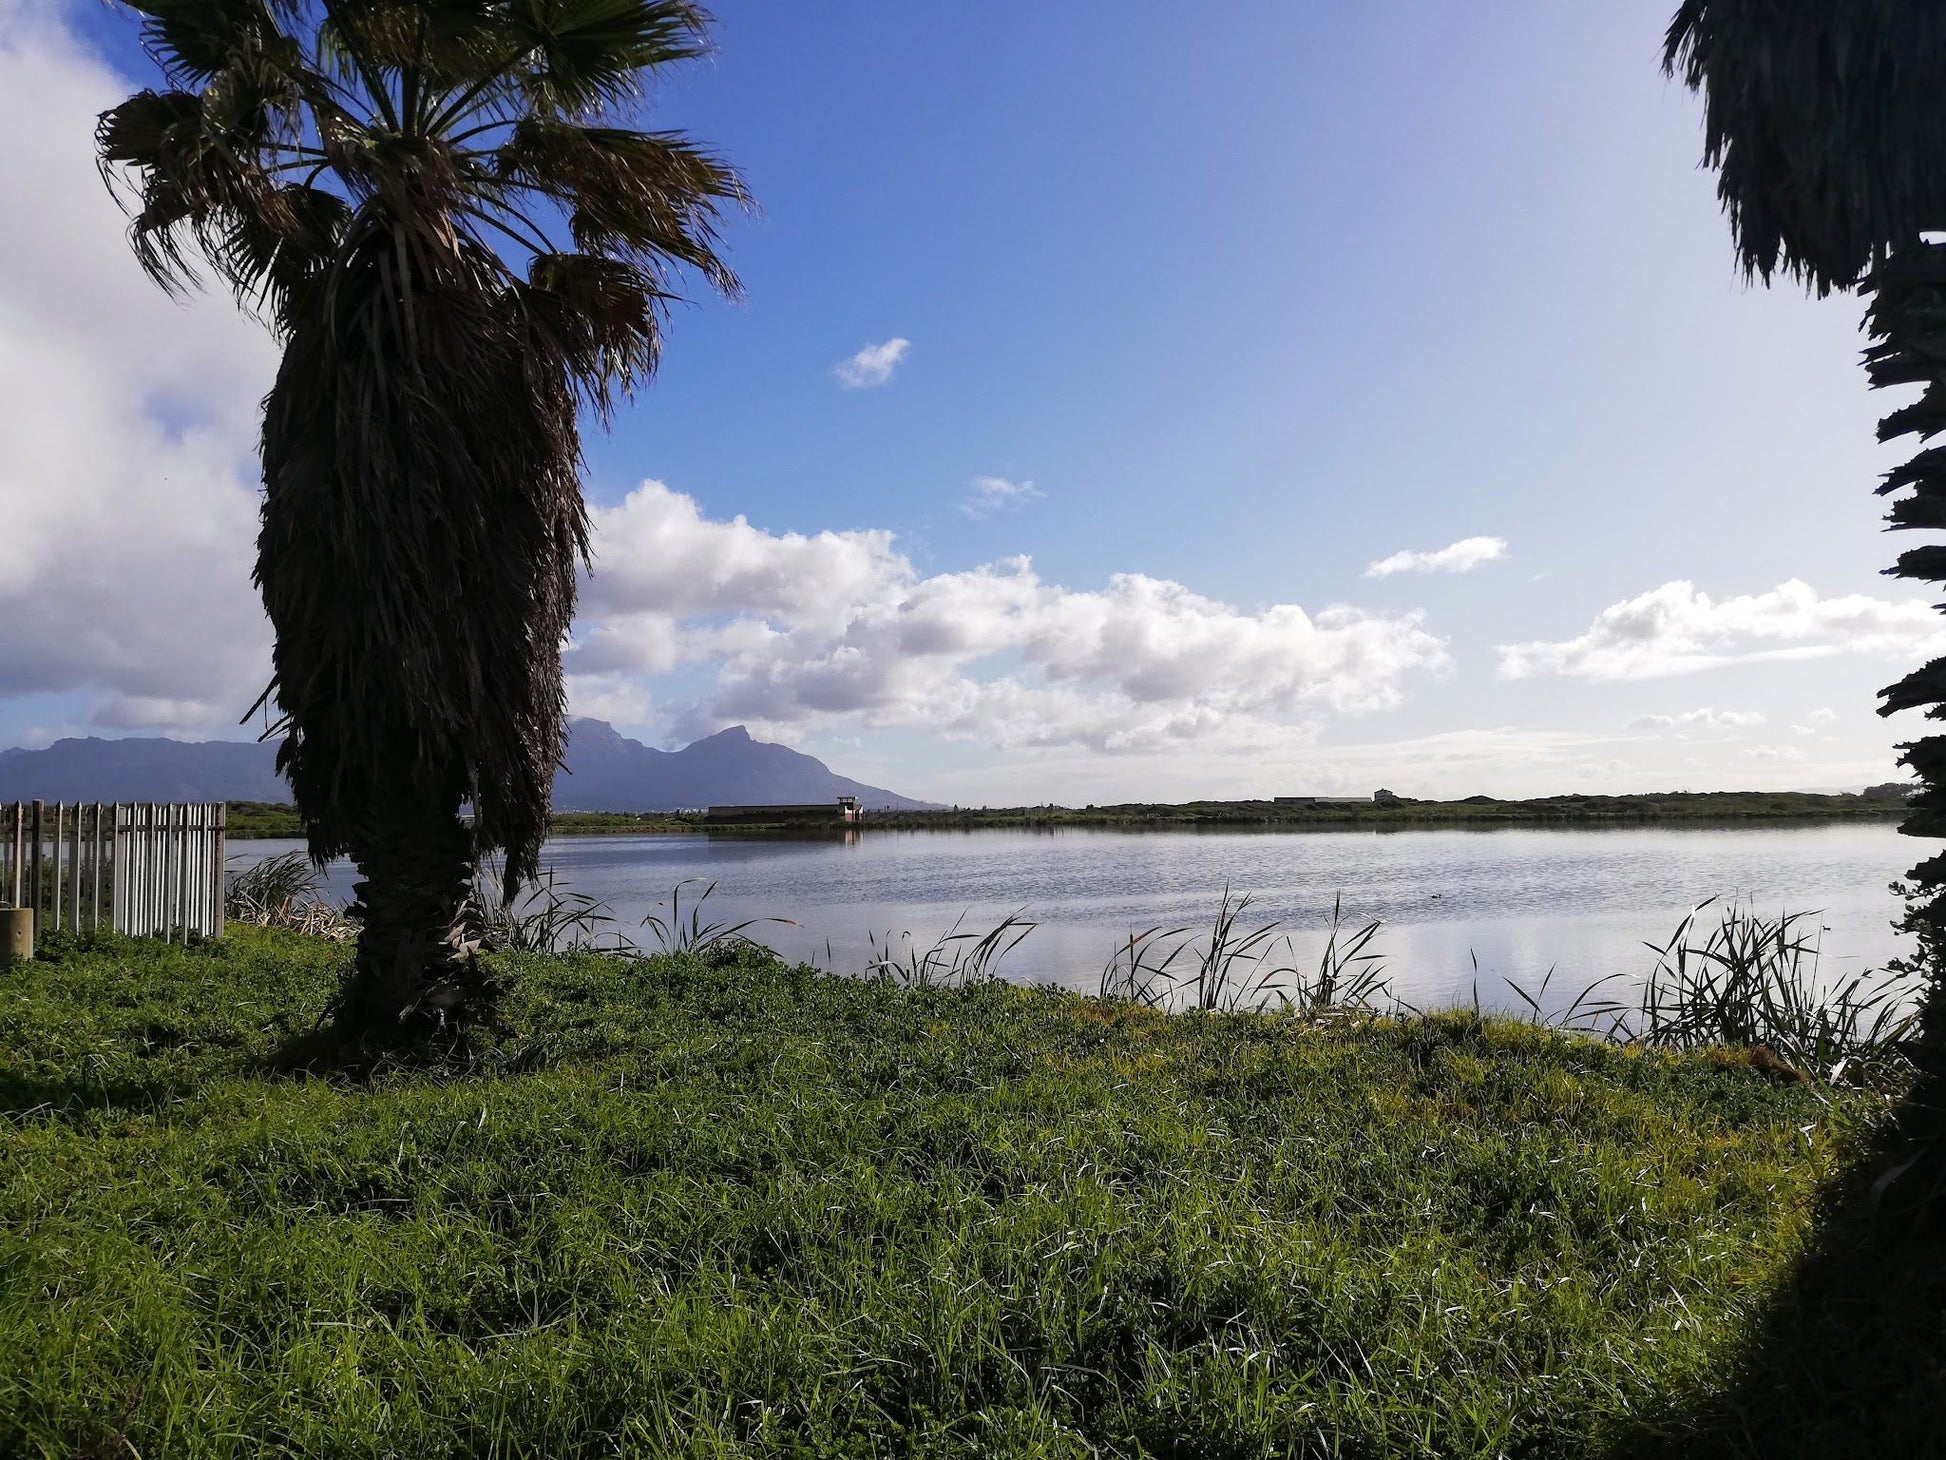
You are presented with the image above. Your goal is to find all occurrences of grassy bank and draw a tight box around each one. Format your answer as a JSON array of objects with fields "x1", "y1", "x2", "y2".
[
  {"x1": 1, "y1": 929, "x2": 1926, "y2": 1456},
  {"x1": 225, "y1": 803, "x2": 698, "y2": 838}
]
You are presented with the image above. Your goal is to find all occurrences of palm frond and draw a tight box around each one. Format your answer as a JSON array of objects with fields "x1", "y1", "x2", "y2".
[
  {"x1": 495, "y1": 119, "x2": 742, "y2": 291},
  {"x1": 1665, "y1": 0, "x2": 1946, "y2": 295},
  {"x1": 499, "y1": 0, "x2": 712, "y2": 117}
]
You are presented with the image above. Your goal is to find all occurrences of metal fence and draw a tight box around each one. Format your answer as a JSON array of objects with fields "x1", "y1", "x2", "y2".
[{"x1": 1, "y1": 802, "x2": 227, "y2": 940}]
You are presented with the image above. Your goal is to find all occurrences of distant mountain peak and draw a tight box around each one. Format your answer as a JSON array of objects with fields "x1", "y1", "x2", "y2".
[
  {"x1": 568, "y1": 716, "x2": 628, "y2": 746},
  {"x1": 0, "y1": 722, "x2": 939, "y2": 813},
  {"x1": 558, "y1": 719, "x2": 935, "y2": 811}
]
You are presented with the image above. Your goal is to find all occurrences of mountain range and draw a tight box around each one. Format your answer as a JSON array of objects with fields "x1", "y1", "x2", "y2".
[{"x1": 0, "y1": 720, "x2": 936, "y2": 812}]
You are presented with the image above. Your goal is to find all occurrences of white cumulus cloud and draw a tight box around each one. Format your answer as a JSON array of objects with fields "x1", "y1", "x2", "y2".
[
  {"x1": 959, "y1": 475, "x2": 1041, "y2": 519},
  {"x1": 834, "y1": 337, "x2": 910, "y2": 388},
  {"x1": 1498, "y1": 580, "x2": 1946, "y2": 681},
  {"x1": 1364, "y1": 535, "x2": 1508, "y2": 578},
  {"x1": 574, "y1": 481, "x2": 1450, "y2": 752},
  {"x1": 0, "y1": 6, "x2": 278, "y2": 736}
]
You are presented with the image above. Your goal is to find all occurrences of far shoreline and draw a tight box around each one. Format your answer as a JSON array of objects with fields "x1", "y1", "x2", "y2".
[{"x1": 223, "y1": 790, "x2": 1912, "y2": 840}]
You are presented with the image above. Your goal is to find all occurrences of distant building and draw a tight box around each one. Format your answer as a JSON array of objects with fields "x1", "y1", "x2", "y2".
[{"x1": 705, "y1": 796, "x2": 860, "y2": 826}]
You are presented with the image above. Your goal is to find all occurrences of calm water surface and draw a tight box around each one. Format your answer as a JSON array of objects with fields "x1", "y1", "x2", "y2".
[{"x1": 242, "y1": 822, "x2": 1916, "y2": 1013}]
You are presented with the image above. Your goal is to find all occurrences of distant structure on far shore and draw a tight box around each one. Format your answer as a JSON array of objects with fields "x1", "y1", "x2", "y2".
[
  {"x1": 1275, "y1": 789, "x2": 1400, "y2": 807},
  {"x1": 706, "y1": 796, "x2": 861, "y2": 826}
]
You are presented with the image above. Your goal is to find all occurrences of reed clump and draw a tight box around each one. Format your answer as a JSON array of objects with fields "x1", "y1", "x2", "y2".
[
  {"x1": 1500, "y1": 898, "x2": 1919, "y2": 1087},
  {"x1": 224, "y1": 851, "x2": 355, "y2": 942}
]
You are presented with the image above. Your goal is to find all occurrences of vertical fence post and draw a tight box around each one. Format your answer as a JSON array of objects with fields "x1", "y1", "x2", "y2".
[
  {"x1": 116, "y1": 805, "x2": 128, "y2": 933},
  {"x1": 30, "y1": 801, "x2": 44, "y2": 932},
  {"x1": 198, "y1": 804, "x2": 211, "y2": 936},
  {"x1": 54, "y1": 803, "x2": 61, "y2": 931},
  {"x1": 90, "y1": 803, "x2": 103, "y2": 931},
  {"x1": 68, "y1": 803, "x2": 81, "y2": 933},
  {"x1": 175, "y1": 804, "x2": 189, "y2": 941},
  {"x1": 213, "y1": 804, "x2": 227, "y2": 938},
  {"x1": 173, "y1": 805, "x2": 187, "y2": 942},
  {"x1": 142, "y1": 803, "x2": 155, "y2": 940},
  {"x1": 129, "y1": 804, "x2": 138, "y2": 936},
  {"x1": 52, "y1": 803, "x2": 65, "y2": 933},
  {"x1": 196, "y1": 804, "x2": 207, "y2": 937},
  {"x1": 132, "y1": 804, "x2": 145, "y2": 938},
  {"x1": 161, "y1": 804, "x2": 173, "y2": 941},
  {"x1": 144, "y1": 803, "x2": 156, "y2": 939}
]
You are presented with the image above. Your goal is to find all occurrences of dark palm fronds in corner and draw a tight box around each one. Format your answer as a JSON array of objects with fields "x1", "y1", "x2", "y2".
[{"x1": 1663, "y1": 0, "x2": 1946, "y2": 295}]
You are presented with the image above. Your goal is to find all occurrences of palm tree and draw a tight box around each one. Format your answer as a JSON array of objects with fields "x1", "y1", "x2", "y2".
[
  {"x1": 1665, "y1": 1, "x2": 1946, "y2": 1201},
  {"x1": 98, "y1": 0, "x2": 742, "y2": 1028}
]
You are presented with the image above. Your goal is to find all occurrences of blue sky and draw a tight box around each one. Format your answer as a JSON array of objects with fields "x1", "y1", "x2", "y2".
[{"x1": 0, "y1": 0, "x2": 1932, "y2": 802}]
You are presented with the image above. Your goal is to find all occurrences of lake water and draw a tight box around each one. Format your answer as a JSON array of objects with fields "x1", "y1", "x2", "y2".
[{"x1": 239, "y1": 821, "x2": 1918, "y2": 1014}]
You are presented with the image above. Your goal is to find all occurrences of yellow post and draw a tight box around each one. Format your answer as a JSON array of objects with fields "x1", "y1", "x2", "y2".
[{"x1": 0, "y1": 907, "x2": 31, "y2": 970}]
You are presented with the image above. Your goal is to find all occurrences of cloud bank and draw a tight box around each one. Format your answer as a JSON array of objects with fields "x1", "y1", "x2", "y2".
[
  {"x1": 1498, "y1": 579, "x2": 1946, "y2": 681},
  {"x1": 1625, "y1": 707, "x2": 1765, "y2": 732},
  {"x1": 572, "y1": 481, "x2": 1450, "y2": 752},
  {"x1": 1364, "y1": 535, "x2": 1507, "y2": 578},
  {"x1": 0, "y1": 6, "x2": 278, "y2": 735}
]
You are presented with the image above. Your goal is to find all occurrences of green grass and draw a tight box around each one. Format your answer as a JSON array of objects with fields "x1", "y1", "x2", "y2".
[{"x1": 0, "y1": 929, "x2": 1916, "y2": 1457}]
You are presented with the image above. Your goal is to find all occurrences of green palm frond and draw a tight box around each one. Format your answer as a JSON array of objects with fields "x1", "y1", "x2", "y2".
[{"x1": 496, "y1": 118, "x2": 741, "y2": 290}]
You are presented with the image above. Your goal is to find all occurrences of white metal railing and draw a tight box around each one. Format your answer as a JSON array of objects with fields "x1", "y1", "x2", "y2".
[{"x1": 1, "y1": 801, "x2": 227, "y2": 940}]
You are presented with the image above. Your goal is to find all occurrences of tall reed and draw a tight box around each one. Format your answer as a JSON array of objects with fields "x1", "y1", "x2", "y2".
[
  {"x1": 865, "y1": 910, "x2": 1037, "y2": 989},
  {"x1": 473, "y1": 865, "x2": 628, "y2": 954},
  {"x1": 1502, "y1": 898, "x2": 1920, "y2": 1084},
  {"x1": 1095, "y1": 888, "x2": 1390, "y2": 1014},
  {"x1": 1626, "y1": 899, "x2": 1918, "y2": 1079},
  {"x1": 639, "y1": 878, "x2": 793, "y2": 956}
]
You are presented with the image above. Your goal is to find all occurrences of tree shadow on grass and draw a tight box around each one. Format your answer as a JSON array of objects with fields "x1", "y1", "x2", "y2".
[
  {"x1": 1614, "y1": 1114, "x2": 1946, "y2": 1458},
  {"x1": 0, "y1": 1019, "x2": 509, "y2": 1127}
]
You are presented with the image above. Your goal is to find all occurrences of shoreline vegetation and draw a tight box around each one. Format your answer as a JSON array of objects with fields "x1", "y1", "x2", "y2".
[
  {"x1": 3, "y1": 925, "x2": 1935, "y2": 1456},
  {"x1": 226, "y1": 856, "x2": 1920, "y2": 1088},
  {"x1": 221, "y1": 789, "x2": 1912, "y2": 840}
]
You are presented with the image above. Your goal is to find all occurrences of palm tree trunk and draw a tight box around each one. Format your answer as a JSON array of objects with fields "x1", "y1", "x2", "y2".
[{"x1": 340, "y1": 792, "x2": 481, "y2": 1030}]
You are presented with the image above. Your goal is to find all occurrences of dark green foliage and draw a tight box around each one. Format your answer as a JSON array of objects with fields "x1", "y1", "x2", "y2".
[
  {"x1": 223, "y1": 800, "x2": 306, "y2": 837},
  {"x1": 0, "y1": 930, "x2": 1893, "y2": 1456},
  {"x1": 98, "y1": 0, "x2": 741, "y2": 1025}
]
